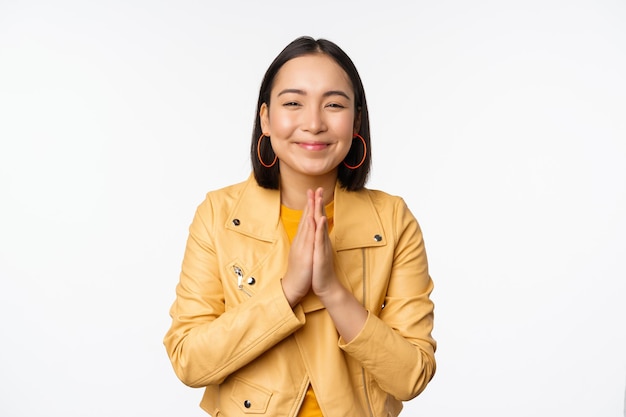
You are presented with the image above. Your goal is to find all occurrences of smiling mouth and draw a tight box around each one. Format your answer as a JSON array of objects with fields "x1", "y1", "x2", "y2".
[{"x1": 296, "y1": 142, "x2": 331, "y2": 151}]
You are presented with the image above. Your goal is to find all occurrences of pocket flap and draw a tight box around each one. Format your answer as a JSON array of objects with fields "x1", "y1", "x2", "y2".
[{"x1": 230, "y1": 378, "x2": 273, "y2": 414}]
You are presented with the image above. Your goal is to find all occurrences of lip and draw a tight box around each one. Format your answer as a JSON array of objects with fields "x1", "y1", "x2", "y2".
[{"x1": 296, "y1": 141, "x2": 331, "y2": 151}]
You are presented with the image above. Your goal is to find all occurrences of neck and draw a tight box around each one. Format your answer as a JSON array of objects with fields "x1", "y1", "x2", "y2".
[{"x1": 279, "y1": 171, "x2": 337, "y2": 210}]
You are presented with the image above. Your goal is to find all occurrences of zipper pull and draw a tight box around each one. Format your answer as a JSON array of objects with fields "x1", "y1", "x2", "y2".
[{"x1": 233, "y1": 265, "x2": 244, "y2": 289}]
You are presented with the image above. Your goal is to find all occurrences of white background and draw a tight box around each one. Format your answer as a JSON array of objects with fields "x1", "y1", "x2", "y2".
[{"x1": 1, "y1": 1, "x2": 625, "y2": 416}]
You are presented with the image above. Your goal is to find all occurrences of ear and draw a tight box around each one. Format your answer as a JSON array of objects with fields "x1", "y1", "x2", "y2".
[
  {"x1": 260, "y1": 103, "x2": 270, "y2": 135},
  {"x1": 353, "y1": 107, "x2": 362, "y2": 135}
]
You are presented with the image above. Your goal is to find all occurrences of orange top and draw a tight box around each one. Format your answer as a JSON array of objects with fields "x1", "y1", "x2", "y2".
[{"x1": 280, "y1": 201, "x2": 334, "y2": 242}]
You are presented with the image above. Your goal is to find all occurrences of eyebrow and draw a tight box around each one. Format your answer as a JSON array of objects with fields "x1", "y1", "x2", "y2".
[{"x1": 277, "y1": 88, "x2": 351, "y2": 100}]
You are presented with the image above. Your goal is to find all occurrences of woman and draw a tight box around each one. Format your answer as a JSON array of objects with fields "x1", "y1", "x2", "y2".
[{"x1": 164, "y1": 36, "x2": 436, "y2": 417}]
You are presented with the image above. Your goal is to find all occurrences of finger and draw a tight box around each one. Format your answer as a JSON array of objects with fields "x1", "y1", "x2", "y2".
[
  {"x1": 315, "y1": 214, "x2": 328, "y2": 246},
  {"x1": 314, "y1": 187, "x2": 324, "y2": 222},
  {"x1": 312, "y1": 214, "x2": 335, "y2": 294},
  {"x1": 308, "y1": 188, "x2": 315, "y2": 217},
  {"x1": 295, "y1": 189, "x2": 314, "y2": 237}
]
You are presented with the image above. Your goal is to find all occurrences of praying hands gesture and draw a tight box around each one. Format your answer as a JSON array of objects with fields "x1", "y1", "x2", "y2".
[{"x1": 282, "y1": 187, "x2": 368, "y2": 342}]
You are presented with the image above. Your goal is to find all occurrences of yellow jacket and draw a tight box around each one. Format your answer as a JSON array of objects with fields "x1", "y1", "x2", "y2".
[{"x1": 164, "y1": 175, "x2": 436, "y2": 416}]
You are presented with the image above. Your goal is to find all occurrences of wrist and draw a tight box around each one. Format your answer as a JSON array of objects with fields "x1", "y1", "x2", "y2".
[
  {"x1": 316, "y1": 280, "x2": 348, "y2": 308},
  {"x1": 281, "y1": 278, "x2": 305, "y2": 308}
]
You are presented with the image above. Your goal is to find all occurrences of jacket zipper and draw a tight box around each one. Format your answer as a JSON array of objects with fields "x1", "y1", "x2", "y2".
[
  {"x1": 362, "y1": 369, "x2": 375, "y2": 417},
  {"x1": 233, "y1": 265, "x2": 252, "y2": 297},
  {"x1": 360, "y1": 248, "x2": 375, "y2": 417}
]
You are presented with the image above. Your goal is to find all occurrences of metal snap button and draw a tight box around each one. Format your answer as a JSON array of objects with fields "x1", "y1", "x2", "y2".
[
  {"x1": 232, "y1": 219, "x2": 241, "y2": 226},
  {"x1": 244, "y1": 400, "x2": 251, "y2": 408},
  {"x1": 374, "y1": 234, "x2": 382, "y2": 242}
]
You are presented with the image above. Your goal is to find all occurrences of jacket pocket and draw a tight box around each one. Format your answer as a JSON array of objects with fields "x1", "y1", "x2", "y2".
[
  {"x1": 225, "y1": 259, "x2": 253, "y2": 299},
  {"x1": 229, "y1": 377, "x2": 273, "y2": 414}
]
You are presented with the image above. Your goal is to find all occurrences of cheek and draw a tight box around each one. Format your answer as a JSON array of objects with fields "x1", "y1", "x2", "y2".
[
  {"x1": 269, "y1": 110, "x2": 297, "y2": 135},
  {"x1": 335, "y1": 114, "x2": 356, "y2": 137},
  {"x1": 336, "y1": 116, "x2": 357, "y2": 153}
]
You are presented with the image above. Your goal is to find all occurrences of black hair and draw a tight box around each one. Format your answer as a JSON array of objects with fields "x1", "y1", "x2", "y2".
[{"x1": 251, "y1": 36, "x2": 371, "y2": 191}]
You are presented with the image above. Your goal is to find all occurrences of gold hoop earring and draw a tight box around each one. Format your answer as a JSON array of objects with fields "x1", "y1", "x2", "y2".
[
  {"x1": 343, "y1": 134, "x2": 367, "y2": 170},
  {"x1": 257, "y1": 133, "x2": 277, "y2": 168}
]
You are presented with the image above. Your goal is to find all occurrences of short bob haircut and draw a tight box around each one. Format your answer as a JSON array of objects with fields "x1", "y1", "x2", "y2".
[{"x1": 251, "y1": 36, "x2": 371, "y2": 191}]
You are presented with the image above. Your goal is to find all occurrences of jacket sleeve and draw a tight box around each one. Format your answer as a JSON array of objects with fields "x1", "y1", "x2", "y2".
[
  {"x1": 163, "y1": 195, "x2": 306, "y2": 388},
  {"x1": 339, "y1": 197, "x2": 436, "y2": 401}
]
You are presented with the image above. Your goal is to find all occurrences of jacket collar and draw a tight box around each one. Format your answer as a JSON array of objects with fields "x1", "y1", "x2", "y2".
[
  {"x1": 226, "y1": 175, "x2": 386, "y2": 250},
  {"x1": 333, "y1": 180, "x2": 386, "y2": 251}
]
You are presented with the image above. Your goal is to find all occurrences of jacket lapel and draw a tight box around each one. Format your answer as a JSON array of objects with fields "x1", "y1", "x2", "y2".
[
  {"x1": 225, "y1": 175, "x2": 282, "y2": 242},
  {"x1": 334, "y1": 183, "x2": 387, "y2": 251}
]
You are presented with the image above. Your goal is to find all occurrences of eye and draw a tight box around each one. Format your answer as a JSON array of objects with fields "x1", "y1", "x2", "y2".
[
  {"x1": 326, "y1": 102, "x2": 346, "y2": 109},
  {"x1": 283, "y1": 101, "x2": 300, "y2": 107}
]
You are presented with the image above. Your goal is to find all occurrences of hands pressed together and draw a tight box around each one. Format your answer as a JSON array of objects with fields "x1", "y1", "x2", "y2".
[
  {"x1": 281, "y1": 188, "x2": 368, "y2": 342},
  {"x1": 282, "y1": 187, "x2": 339, "y2": 306}
]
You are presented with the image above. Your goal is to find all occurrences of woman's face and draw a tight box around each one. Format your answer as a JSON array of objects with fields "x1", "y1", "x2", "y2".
[{"x1": 260, "y1": 54, "x2": 358, "y2": 182}]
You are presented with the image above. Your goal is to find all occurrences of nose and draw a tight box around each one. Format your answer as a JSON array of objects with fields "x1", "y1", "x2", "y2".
[{"x1": 302, "y1": 106, "x2": 326, "y2": 134}]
